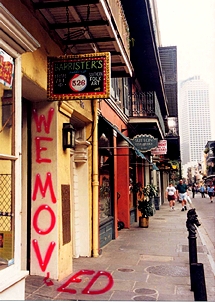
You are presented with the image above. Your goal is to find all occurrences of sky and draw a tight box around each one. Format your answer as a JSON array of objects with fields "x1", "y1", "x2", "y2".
[{"x1": 156, "y1": 0, "x2": 215, "y2": 139}]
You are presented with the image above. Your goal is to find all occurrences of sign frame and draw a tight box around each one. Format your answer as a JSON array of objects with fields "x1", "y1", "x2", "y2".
[
  {"x1": 47, "y1": 52, "x2": 111, "y2": 101},
  {"x1": 151, "y1": 140, "x2": 167, "y2": 155},
  {"x1": 131, "y1": 134, "x2": 158, "y2": 152}
]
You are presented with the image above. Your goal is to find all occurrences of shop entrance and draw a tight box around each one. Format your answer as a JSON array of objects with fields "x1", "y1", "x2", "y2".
[{"x1": 22, "y1": 99, "x2": 32, "y2": 271}]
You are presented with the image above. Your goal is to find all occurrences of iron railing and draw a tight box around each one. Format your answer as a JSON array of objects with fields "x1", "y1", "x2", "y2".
[{"x1": 129, "y1": 91, "x2": 165, "y2": 135}]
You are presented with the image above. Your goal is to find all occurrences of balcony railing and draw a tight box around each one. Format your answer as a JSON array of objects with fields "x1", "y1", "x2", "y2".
[
  {"x1": 107, "y1": 0, "x2": 130, "y2": 57},
  {"x1": 129, "y1": 91, "x2": 165, "y2": 134}
]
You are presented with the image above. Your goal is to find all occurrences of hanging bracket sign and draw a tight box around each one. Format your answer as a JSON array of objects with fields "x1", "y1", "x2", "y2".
[
  {"x1": 151, "y1": 140, "x2": 167, "y2": 155},
  {"x1": 47, "y1": 52, "x2": 111, "y2": 100},
  {"x1": 131, "y1": 134, "x2": 158, "y2": 152}
]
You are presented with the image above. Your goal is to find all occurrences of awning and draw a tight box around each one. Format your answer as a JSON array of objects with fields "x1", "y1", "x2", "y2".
[{"x1": 100, "y1": 115, "x2": 147, "y2": 162}]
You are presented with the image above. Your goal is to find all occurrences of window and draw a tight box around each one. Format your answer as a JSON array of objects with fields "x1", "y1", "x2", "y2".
[
  {"x1": 0, "y1": 49, "x2": 15, "y2": 269},
  {"x1": 98, "y1": 132, "x2": 112, "y2": 222},
  {"x1": 111, "y1": 78, "x2": 120, "y2": 102}
]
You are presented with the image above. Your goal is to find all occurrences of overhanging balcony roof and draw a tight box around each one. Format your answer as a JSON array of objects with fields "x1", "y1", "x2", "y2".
[
  {"x1": 26, "y1": 0, "x2": 133, "y2": 78},
  {"x1": 121, "y1": 0, "x2": 168, "y2": 116}
]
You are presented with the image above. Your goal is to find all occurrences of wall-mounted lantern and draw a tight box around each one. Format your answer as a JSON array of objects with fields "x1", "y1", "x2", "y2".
[{"x1": 62, "y1": 123, "x2": 75, "y2": 150}]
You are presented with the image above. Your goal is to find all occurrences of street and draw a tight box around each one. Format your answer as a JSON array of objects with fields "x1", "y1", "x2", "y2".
[
  {"x1": 190, "y1": 192, "x2": 215, "y2": 275},
  {"x1": 25, "y1": 193, "x2": 215, "y2": 301}
]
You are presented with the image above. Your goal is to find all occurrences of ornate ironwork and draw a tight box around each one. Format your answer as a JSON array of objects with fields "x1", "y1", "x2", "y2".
[
  {"x1": 129, "y1": 91, "x2": 165, "y2": 134},
  {"x1": 186, "y1": 208, "x2": 201, "y2": 235}
]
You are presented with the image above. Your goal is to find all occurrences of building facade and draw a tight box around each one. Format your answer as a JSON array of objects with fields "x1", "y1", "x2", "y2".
[
  {"x1": 158, "y1": 46, "x2": 181, "y2": 186},
  {"x1": 203, "y1": 141, "x2": 215, "y2": 182},
  {"x1": 179, "y1": 76, "x2": 211, "y2": 165},
  {"x1": 0, "y1": 0, "x2": 176, "y2": 299}
]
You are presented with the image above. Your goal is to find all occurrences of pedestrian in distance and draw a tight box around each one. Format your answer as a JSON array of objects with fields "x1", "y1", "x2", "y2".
[
  {"x1": 186, "y1": 194, "x2": 193, "y2": 209},
  {"x1": 200, "y1": 184, "x2": 206, "y2": 198},
  {"x1": 207, "y1": 184, "x2": 214, "y2": 202},
  {"x1": 192, "y1": 184, "x2": 196, "y2": 198},
  {"x1": 165, "y1": 182, "x2": 177, "y2": 210},
  {"x1": 176, "y1": 179, "x2": 189, "y2": 211}
]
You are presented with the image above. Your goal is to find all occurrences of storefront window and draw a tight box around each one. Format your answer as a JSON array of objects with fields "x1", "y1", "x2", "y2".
[
  {"x1": 0, "y1": 49, "x2": 15, "y2": 270},
  {"x1": 98, "y1": 133, "x2": 112, "y2": 221},
  {"x1": 99, "y1": 175, "x2": 111, "y2": 220},
  {"x1": 0, "y1": 160, "x2": 14, "y2": 269}
]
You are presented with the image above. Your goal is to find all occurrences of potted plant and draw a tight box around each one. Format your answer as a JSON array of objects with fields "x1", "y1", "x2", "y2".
[{"x1": 137, "y1": 184, "x2": 158, "y2": 228}]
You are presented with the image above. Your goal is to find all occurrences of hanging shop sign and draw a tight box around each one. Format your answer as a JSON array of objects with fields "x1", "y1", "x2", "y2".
[
  {"x1": 0, "y1": 49, "x2": 14, "y2": 88},
  {"x1": 131, "y1": 134, "x2": 158, "y2": 152},
  {"x1": 47, "y1": 52, "x2": 111, "y2": 100},
  {"x1": 151, "y1": 140, "x2": 167, "y2": 155}
]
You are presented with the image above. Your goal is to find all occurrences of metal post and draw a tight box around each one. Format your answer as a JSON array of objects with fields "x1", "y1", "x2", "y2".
[
  {"x1": 188, "y1": 230, "x2": 197, "y2": 291},
  {"x1": 191, "y1": 263, "x2": 207, "y2": 301},
  {"x1": 186, "y1": 209, "x2": 201, "y2": 291},
  {"x1": 188, "y1": 229, "x2": 198, "y2": 264}
]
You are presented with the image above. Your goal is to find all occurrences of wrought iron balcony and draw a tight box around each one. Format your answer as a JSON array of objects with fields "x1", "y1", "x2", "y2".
[{"x1": 129, "y1": 91, "x2": 166, "y2": 135}]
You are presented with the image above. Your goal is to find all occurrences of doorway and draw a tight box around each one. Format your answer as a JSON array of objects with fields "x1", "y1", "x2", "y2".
[{"x1": 21, "y1": 99, "x2": 32, "y2": 271}]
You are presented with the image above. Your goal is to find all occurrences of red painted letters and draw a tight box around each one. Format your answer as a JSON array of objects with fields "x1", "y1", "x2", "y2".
[
  {"x1": 35, "y1": 136, "x2": 53, "y2": 163},
  {"x1": 43, "y1": 272, "x2": 54, "y2": 286},
  {"x1": 57, "y1": 270, "x2": 95, "y2": 294},
  {"x1": 33, "y1": 204, "x2": 56, "y2": 235},
  {"x1": 32, "y1": 107, "x2": 57, "y2": 276},
  {"x1": 33, "y1": 108, "x2": 54, "y2": 134},
  {"x1": 32, "y1": 173, "x2": 56, "y2": 203},
  {"x1": 32, "y1": 240, "x2": 56, "y2": 272},
  {"x1": 82, "y1": 270, "x2": 114, "y2": 295},
  {"x1": 57, "y1": 270, "x2": 114, "y2": 295},
  {"x1": 32, "y1": 107, "x2": 114, "y2": 293}
]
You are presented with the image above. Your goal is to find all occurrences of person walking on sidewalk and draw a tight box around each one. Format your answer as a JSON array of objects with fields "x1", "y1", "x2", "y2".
[
  {"x1": 165, "y1": 182, "x2": 177, "y2": 210},
  {"x1": 176, "y1": 179, "x2": 189, "y2": 211},
  {"x1": 191, "y1": 184, "x2": 196, "y2": 198},
  {"x1": 207, "y1": 184, "x2": 214, "y2": 202},
  {"x1": 200, "y1": 184, "x2": 206, "y2": 198}
]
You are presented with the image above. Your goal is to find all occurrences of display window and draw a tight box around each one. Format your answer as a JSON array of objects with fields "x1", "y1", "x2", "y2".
[
  {"x1": 99, "y1": 174, "x2": 111, "y2": 220},
  {"x1": 98, "y1": 133, "x2": 112, "y2": 222},
  {"x1": 0, "y1": 49, "x2": 15, "y2": 270}
]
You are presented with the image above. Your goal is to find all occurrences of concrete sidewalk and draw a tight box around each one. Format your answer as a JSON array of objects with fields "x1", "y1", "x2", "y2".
[{"x1": 25, "y1": 199, "x2": 215, "y2": 301}]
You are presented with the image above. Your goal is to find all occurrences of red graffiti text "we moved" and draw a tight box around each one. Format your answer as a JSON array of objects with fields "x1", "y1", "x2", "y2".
[
  {"x1": 32, "y1": 108, "x2": 56, "y2": 273},
  {"x1": 57, "y1": 269, "x2": 114, "y2": 295}
]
